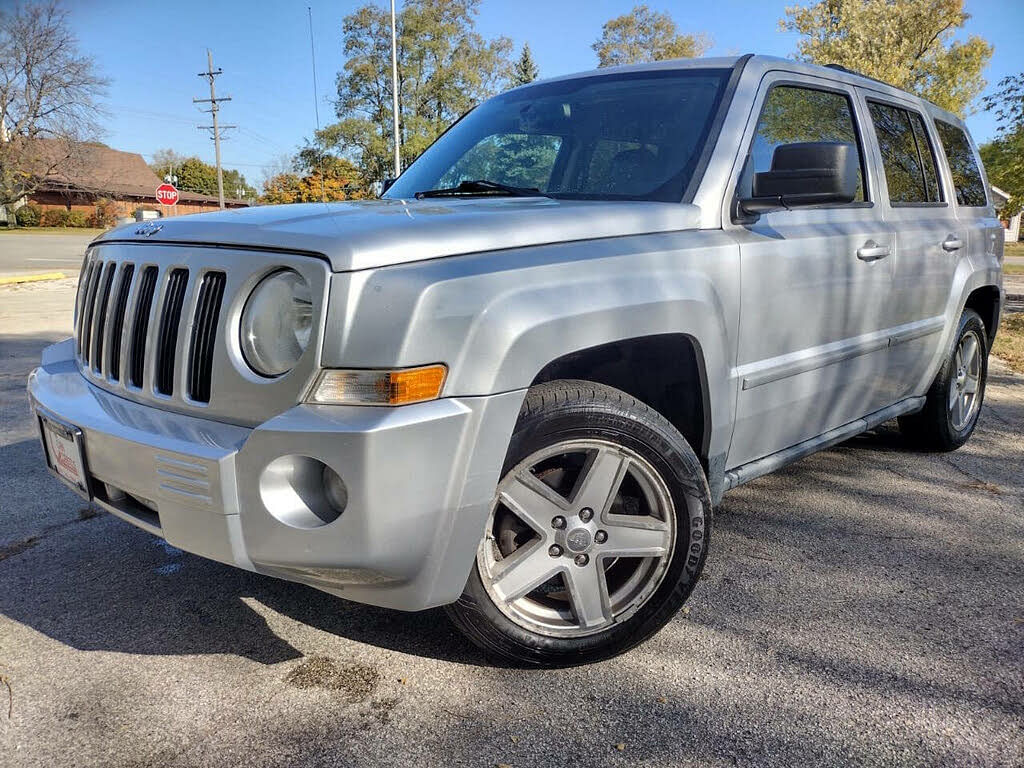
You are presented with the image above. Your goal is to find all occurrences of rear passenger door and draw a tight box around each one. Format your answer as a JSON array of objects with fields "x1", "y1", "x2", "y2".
[
  {"x1": 859, "y1": 95, "x2": 962, "y2": 401},
  {"x1": 726, "y1": 74, "x2": 897, "y2": 468}
]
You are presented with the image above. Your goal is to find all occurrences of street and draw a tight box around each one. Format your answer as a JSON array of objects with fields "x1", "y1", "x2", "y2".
[
  {"x1": 0, "y1": 233, "x2": 95, "y2": 279},
  {"x1": 1, "y1": 274, "x2": 1022, "y2": 768}
]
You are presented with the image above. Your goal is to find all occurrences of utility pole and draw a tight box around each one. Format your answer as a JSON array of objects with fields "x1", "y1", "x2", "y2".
[
  {"x1": 390, "y1": 0, "x2": 401, "y2": 178},
  {"x1": 194, "y1": 50, "x2": 235, "y2": 208}
]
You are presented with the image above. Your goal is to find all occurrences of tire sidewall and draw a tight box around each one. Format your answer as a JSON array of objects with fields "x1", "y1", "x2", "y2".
[
  {"x1": 935, "y1": 311, "x2": 988, "y2": 446},
  {"x1": 455, "y1": 386, "x2": 711, "y2": 666}
]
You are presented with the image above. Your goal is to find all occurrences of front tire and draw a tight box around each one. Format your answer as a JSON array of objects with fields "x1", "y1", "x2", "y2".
[
  {"x1": 445, "y1": 380, "x2": 711, "y2": 667},
  {"x1": 898, "y1": 308, "x2": 988, "y2": 451}
]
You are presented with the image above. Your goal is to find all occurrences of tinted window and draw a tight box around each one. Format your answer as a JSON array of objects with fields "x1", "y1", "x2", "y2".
[
  {"x1": 749, "y1": 85, "x2": 865, "y2": 201},
  {"x1": 935, "y1": 121, "x2": 987, "y2": 206},
  {"x1": 385, "y1": 69, "x2": 731, "y2": 202},
  {"x1": 867, "y1": 102, "x2": 943, "y2": 204}
]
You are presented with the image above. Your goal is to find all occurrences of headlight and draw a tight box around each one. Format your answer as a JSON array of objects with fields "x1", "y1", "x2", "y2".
[{"x1": 240, "y1": 269, "x2": 313, "y2": 376}]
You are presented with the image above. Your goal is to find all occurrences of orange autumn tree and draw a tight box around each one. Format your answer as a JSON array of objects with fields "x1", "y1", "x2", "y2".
[{"x1": 261, "y1": 154, "x2": 370, "y2": 204}]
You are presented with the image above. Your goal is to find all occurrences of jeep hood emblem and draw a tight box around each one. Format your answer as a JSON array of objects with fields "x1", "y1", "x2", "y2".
[{"x1": 135, "y1": 222, "x2": 163, "y2": 237}]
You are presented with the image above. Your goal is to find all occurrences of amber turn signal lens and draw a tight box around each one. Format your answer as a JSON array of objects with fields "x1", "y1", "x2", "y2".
[{"x1": 307, "y1": 365, "x2": 448, "y2": 406}]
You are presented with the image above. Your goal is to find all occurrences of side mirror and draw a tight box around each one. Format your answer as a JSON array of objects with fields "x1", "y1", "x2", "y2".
[
  {"x1": 381, "y1": 177, "x2": 397, "y2": 194},
  {"x1": 739, "y1": 142, "x2": 858, "y2": 214}
]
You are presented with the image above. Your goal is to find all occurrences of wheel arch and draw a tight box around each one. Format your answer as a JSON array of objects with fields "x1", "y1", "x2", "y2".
[
  {"x1": 963, "y1": 284, "x2": 1001, "y2": 349},
  {"x1": 529, "y1": 333, "x2": 712, "y2": 463}
]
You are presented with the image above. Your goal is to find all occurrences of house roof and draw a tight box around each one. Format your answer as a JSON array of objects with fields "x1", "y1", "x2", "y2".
[{"x1": 29, "y1": 138, "x2": 247, "y2": 206}]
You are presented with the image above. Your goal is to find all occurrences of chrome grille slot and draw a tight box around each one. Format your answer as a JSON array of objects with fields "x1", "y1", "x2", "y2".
[
  {"x1": 129, "y1": 266, "x2": 159, "y2": 388},
  {"x1": 91, "y1": 262, "x2": 117, "y2": 373},
  {"x1": 107, "y1": 263, "x2": 134, "y2": 382},
  {"x1": 187, "y1": 271, "x2": 226, "y2": 403},
  {"x1": 78, "y1": 262, "x2": 102, "y2": 364},
  {"x1": 155, "y1": 268, "x2": 189, "y2": 396}
]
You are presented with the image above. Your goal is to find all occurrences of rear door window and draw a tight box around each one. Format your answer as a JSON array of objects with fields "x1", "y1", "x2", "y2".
[
  {"x1": 749, "y1": 84, "x2": 866, "y2": 201},
  {"x1": 867, "y1": 101, "x2": 943, "y2": 205},
  {"x1": 934, "y1": 121, "x2": 988, "y2": 207}
]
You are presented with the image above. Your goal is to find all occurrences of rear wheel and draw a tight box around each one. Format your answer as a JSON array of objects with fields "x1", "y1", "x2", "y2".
[
  {"x1": 898, "y1": 308, "x2": 988, "y2": 451},
  {"x1": 446, "y1": 380, "x2": 711, "y2": 667}
]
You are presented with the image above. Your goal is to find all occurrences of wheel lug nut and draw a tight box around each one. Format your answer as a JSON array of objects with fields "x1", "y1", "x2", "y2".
[
  {"x1": 579, "y1": 507, "x2": 593, "y2": 522},
  {"x1": 574, "y1": 554, "x2": 589, "y2": 566},
  {"x1": 595, "y1": 530, "x2": 607, "y2": 544},
  {"x1": 551, "y1": 515, "x2": 566, "y2": 529},
  {"x1": 548, "y1": 545, "x2": 563, "y2": 558}
]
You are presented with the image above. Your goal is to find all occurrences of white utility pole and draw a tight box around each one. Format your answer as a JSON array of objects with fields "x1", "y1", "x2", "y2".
[
  {"x1": 390, "y1": 0, "x2": 401, "y2": 178},
  {"x1": 194, "y1": 50, "x2": 235, "y2": 208}
]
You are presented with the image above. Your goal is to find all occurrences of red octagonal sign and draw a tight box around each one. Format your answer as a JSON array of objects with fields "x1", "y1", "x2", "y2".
[{"x1": 155, "y1": 183, "x2": 179, "y2": 206}]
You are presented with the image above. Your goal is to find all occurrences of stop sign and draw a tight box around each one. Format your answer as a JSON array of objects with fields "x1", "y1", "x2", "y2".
[{"x1": 155, "y1": 183, "x2": 179, "y2": 206}]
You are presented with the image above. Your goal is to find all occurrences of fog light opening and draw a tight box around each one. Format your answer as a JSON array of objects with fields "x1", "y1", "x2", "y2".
[{"x1": 258, "y1": 455, "x2": 346, "y2": 529}]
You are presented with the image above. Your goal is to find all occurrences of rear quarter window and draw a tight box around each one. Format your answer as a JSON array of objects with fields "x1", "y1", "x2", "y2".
[{"x1": 934, "y1": 121, "x2": 988, "y2": 207}]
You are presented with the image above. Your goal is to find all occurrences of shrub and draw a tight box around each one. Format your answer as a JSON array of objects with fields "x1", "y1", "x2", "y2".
[
  {"x1": 90, "y1": 199, "x2": 119, "y2": 228},
  {"x1": 14, "y1": 204, "x2": 42, "y2": 227},
  {"x1": 65, "y1": 210, "x2": 88, "y2": 227},
  {"x1": 41, "y1": 208, "x2": 66, "y2": 227}
]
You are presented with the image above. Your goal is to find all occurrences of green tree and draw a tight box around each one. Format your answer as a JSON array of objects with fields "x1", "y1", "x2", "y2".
[
  {"x1": 318, "y1": 0, "x2": 513, "y2": 185},
  {"x1": 512, "y1": 43, "x2": 539, "y2": 86},
  {"x1": 781, "y1": 0, "x2": 992, "y2": 116},
  {"x1": 152, "y1": 152, "x2": 255, "y2": 199},
  {"x1": 592, "y1": 4, "x2": 711, "y2": 68},
  {"x1": 980, "y1": 73, "x2": 1024, "y2": 217}
]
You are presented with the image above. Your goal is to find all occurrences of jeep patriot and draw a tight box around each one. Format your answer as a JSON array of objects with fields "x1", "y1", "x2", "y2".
[{"x1": 29, "y1": 55, "x2": 1004, "y2": 665}]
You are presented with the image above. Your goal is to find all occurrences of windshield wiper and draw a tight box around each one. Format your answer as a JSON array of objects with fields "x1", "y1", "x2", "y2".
[{"x1": 414, "y1": 179, "x2": 552, "y2": 200}]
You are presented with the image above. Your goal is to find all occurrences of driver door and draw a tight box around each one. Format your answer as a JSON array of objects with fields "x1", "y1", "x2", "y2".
[{"x1": 725, "y1": 73, "x2": 897, "y2": 468}]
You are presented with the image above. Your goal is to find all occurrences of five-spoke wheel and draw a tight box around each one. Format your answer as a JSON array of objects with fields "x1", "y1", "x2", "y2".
[{"x1": 446, "y1": 380, "x2": 711, "y2": 666}]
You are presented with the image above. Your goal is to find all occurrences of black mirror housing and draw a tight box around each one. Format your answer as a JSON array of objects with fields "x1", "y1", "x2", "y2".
[{"x1": 740, "y1": 142, "x2": 858, "y2": 214}]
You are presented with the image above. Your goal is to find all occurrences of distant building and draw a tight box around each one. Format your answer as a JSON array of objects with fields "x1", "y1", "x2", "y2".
[
  {"x1": 11, "y1": 139, "x2": 248, "y2": 221},
  {"x1": 991, "y1": 185, "x2": 1020, "y2": 242}
]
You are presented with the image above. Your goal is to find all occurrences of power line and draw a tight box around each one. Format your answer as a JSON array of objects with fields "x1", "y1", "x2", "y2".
[{"x1": 193, "y1": 49, "x2": 235, "y2": 209}]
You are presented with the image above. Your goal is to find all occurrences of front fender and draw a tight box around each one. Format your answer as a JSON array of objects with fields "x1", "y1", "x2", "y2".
[{"x1": 322, "y1": 230, "x2": 741, "y2": 460}]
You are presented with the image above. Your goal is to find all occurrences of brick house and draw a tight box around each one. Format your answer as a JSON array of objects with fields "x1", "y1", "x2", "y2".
[{"x1": 13, "y1": 139, "x2": 248, "y2": 221}]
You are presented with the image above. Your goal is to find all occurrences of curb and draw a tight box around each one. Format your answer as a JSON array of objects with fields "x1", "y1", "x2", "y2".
[{"x1": 0, "y1": 272, "x2": 67, "y2": 286}]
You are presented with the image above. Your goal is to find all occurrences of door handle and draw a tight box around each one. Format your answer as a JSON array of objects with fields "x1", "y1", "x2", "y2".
[
  {"x1": 942, "y1": 235, "x2": 963, "y2": 252},
  {"x1": 856, "y1": 241, "x2": 890, "y2": 262}
]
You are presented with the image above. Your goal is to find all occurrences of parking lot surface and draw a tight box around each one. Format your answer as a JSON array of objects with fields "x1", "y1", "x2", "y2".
[{"x1": 1, "y1": 277, "x2": 1022, "y2": 768}]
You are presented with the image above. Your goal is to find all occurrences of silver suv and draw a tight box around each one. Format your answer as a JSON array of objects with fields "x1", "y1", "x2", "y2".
[{"x1": 29, "y1": 55, "x2": 1004, "y2": 666}]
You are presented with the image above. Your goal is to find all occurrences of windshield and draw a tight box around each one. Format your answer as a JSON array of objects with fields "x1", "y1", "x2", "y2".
[{"x1": 384, "y1": 68, "x2": 732, "y2": 202}]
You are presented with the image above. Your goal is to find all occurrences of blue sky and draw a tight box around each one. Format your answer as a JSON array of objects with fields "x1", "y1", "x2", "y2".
[{"x1": 68, "y1": 0, "x2": 1022, "y2": 186}]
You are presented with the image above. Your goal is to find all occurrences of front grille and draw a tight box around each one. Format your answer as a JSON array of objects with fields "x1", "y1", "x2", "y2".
[{"x1": 74, "y1": 258, "x2": 227, "y2": 404}]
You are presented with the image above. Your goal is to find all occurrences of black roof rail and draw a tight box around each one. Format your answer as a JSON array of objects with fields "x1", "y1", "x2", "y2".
[{"x1": 824, "y1": 63, "x2": 894, "y2": 89}]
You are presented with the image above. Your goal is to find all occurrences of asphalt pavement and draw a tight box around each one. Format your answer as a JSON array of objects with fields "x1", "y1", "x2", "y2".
[
  {"x1": 0, "y1": 232, "x2": 95, "y2": 279},
  {"x1": 1, "y1": 278, "x2": 1022, "y2": 768}
]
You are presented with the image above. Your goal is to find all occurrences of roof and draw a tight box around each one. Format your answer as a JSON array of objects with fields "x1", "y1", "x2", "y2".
[
  {"x1": 27, "y1": 138, "x2": 247, "y2": 206},
  {"x1": 522, "y1": 54, "x2": 965, "y2": 126}
]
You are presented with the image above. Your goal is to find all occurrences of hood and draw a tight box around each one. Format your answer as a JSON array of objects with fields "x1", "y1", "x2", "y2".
[{"x1": 94, "y1": 197, "x2": 703, "y2": 272}]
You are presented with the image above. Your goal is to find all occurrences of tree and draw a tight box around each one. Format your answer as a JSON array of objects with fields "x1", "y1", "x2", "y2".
[
  {"x1": 319, "y1": 0, "x2": 513, "y2": 185},
  {"x1": 151, "y1": 152, "x2": 255, "y2": 199},
  {"x1": 0, "y1": 1, "x2": 108, "y2": 223},
  {"x1": 260, "y1": 153, "x2": 369, "y2": 204},
  {"x1": 512, "y1": 43, "x2": 539, "y2": 86},
  {"x1": 592, "y1": 5, "x2": 711, "y2": 68},
  {"x1": 980, "y1": 73, "x2": 1024, "y2": 217},
  {"x1": 781, "y1": 0, "x2": 992, "y2": 116},
  {"x1": 149, "y1": 148, "x2": 187, "y2": 183}
]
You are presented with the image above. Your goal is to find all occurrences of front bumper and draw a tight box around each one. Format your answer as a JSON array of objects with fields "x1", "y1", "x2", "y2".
[{"x1": 29, "y1": 339, "x2": 524, "y2": 610}]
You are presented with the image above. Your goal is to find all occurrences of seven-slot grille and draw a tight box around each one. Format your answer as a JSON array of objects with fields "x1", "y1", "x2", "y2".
[{"x1": 74, "y1": 257, "x2": 226, "y2": 404}]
